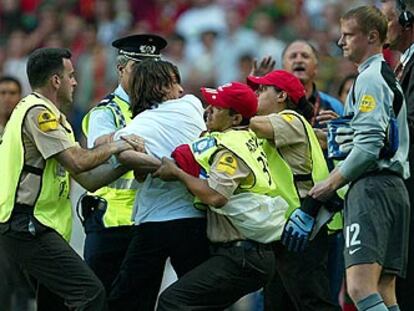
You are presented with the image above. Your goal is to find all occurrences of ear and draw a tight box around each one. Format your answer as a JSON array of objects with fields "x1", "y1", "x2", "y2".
[
  {"x1": 51, "y1": 74, "x2": 61, "y2": 89},
  {"x1": 231, "y1": 113, "x2": 243, "y2": 126},
  {"x1": 368, "y1": 30, "x2": 378, "y2": 44},
  {"x1": 277, "y1": 90, "x2": 288, "y2": 102},
  {"x1": 117, "y1": 64, "x2": 125, "y2": 75}
]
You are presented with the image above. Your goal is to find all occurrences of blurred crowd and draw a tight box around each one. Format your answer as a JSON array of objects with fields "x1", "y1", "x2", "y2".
[{"x1": 0, "y1": 0, "x2": 387, "y2": 136}]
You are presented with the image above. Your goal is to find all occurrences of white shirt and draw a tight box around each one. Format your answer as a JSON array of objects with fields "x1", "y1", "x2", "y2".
[
  {"x1": 400, "y1": 42, "x2": 414, "y2": 67},
  {"x1": 114, "y1": 94, "x2": 207, "y2": 224}
]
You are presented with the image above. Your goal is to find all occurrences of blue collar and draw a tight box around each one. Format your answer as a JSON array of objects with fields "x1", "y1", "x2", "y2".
[{"x1": 358, "y1": 54, "x2": 383, "y2": 73}]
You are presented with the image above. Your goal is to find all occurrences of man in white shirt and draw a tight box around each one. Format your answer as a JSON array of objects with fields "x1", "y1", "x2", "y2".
[{"x1": 107, "y1": 59, "x2": 209, "y2": 311}]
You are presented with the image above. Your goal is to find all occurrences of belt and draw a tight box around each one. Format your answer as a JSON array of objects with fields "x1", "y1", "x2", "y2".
[{"x1": 214, "y1": 240, "x2": 273, "y2": 251}]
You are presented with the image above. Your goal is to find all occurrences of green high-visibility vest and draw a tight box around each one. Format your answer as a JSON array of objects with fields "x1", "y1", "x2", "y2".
[
  {"x1": 265, "y1": 110, "x2": 343, "y2": 231},
  {"x1": 82, "y1": 94, "x2": 137, "y2": 227},
  {"x1": 0, "y1": 94, "x2": 73, "y2": 241},
  {"x1": 191, "y1": 129, "x2": 278, "y2": 198}
]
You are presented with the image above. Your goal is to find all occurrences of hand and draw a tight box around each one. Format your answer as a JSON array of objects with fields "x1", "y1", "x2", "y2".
[
  {"x1": 309, "y1": 180, "x2": 336, "y2": 202},
  {"x1": 281, "y1": 209, "x2": 315, "y2": 252},
  {"x1": 120, "y1": 134, "x2": 145, "y2": 153},
  {"x1": 94, "y1": 133, "x2": 114, "y2": 146},
  {"x1": 316, "y1": 110, "x2": 339, "y2": 125},
  {"x1": 152, "y1": 157, "x2": 180, "y2": 181},
  {"x1": 249, "y1": 56, "x2": 276, "y2": 77}
]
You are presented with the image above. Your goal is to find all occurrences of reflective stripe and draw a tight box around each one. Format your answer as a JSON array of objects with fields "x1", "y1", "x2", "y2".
[
  {"x1": 108, "y1": 178, "x2": 139, "y2": 190},
  {"x1": 108, "y1": 100, "x2": 126, "y2": 128}
]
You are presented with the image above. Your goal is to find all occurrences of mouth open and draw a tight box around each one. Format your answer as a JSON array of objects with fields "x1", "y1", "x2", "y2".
[{"x1": 292, "y1": 65, "x2": 306, "y2": 73}]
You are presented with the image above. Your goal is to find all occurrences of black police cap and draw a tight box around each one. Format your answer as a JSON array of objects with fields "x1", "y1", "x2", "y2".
[{"x1": 112, "y1": 34, "x2": 167, "y2": 61}]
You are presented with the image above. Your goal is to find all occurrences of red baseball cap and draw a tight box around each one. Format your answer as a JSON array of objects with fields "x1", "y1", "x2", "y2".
[
  {"x1": 200, "y1": 82, "x2": 258, "y2": 118},
  {"x1": 246, "y1": 70, "x2": 306, "y2": 105}
]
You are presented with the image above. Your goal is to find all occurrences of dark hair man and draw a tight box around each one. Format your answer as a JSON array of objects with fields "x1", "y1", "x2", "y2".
[
  {"x1": 0, "y1": 76, "x2": 22, "y2": 136},
  {"x1": 107, "y1": 59, "x2": 209, "y2": 311},
  {"x1": 0, "y1": 47, "x2": 145, "y2": 310}
]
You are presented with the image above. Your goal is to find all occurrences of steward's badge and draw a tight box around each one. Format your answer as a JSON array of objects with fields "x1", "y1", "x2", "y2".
[
  {"x1": 192, "y1": 137, "x2": 216, "y2": 154},
  {"x1": 37, "y1": 111, "x2": 58, "y2": 132},
  {"x1": 359, "y1": 95, "x2": 376, "y2": 113},
  {"x1": 216, "y1": 153, "x2": 238, "y2": 175},
  {"x1": 282, "y1": 114, "x2": 294, "y2": 123}
]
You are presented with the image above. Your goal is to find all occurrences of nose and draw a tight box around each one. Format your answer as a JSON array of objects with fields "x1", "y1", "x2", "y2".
[
  {"x1": 337, "y1": 35, "x2": 344, "y2": 48},
  {"x1": 178, "y1": 84, "x2": 184, "y2": 95}
]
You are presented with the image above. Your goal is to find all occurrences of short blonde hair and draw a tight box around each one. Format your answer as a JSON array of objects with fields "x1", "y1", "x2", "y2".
[{"x1": 342, "y1": 6, "x2": 388, "y2": 44}]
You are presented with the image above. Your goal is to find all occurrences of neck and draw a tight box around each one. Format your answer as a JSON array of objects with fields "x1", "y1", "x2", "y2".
[
  {"x1": 398, "y1": 38, "x2": 414, "y2": 54},
  {"x1": 0, "y1": 113, "x2": 8, "y2": 127},
  {"x1": 356, "y1": 47, "x2": 382, "y2": 66},
  {"x1": 304, "y1": 82, "x2": 314, "y2": 99},
  {"x1": 33, "y1": 87, "x2": 59, "y2": 109}
]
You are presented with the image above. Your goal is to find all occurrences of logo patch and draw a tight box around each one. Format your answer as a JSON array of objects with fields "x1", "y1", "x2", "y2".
[
  {"x1": 37, "y1": 111, "x2": 58, "y2": 132},
  {"x1": 192, "y1": 137, "x2": 216, "y2": 154},
  {"x1": 216, "y1": 153, "x2": 238, "y2": 175},
  {"x1": 359, "y1": 95, "x2": 376, "y2": 112},
  {"x1": 282, "y1": 114, "x2": 294, "y2": 123}
]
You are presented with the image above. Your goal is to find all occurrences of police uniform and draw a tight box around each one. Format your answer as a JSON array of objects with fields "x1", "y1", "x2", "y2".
[
  {"x1": 339, "y1": 54, "x2": 409, "y2": 277},
  {"x1": 0, "y1": 92, "x2": 105, "y2": 310},
  {"x1": 262, "y1": 110, "x2": 342, "y2": 311},
  {"x1": 80, "y1": 34, "x2": 167, "y2": 293},
  {"x1": 157, "y1": 129, "x2": 277, "y2": 310}
]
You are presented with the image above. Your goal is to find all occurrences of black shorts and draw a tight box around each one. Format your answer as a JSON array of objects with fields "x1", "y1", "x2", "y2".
[{"x1": 344, "y1": 173, "x2": 410, "y2": 277}]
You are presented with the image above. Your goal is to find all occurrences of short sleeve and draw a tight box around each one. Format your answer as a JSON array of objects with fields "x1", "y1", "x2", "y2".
[
  {"x1": 87, "y1": 108, "x2": 117, "y2": 148},
  {"x1": 267, "y1": 113, "x2": 307, "y2": 148},
  {"x1": 24, "y1": 106, "x2": 76, "y2": 159},
  {"x1": 208, "y1": 150, "x2": 252, "y2": 199}
]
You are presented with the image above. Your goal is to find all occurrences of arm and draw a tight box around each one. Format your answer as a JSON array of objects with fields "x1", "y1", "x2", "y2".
[
  {"x1": 117, "y1": 150, "x2": 162, "y2": 174},
  {"x1": 308, "y1": 167, "x2": 348, "y2": 202},
  {"x1": 153, "y1": 157, "x2": 228, "y2": 207},
  {"x1": 249, "y1": 116, "x2": 274, "y2": 140},
  {"x1": 71, "y1": 162, "x2": 129, "y2": 192},
  {"x1": 54, "y1": 140, "x2": 133, "y2": 175},
  {"x1": 338, "y1": 76, "x2": 389, "y2": 181}
]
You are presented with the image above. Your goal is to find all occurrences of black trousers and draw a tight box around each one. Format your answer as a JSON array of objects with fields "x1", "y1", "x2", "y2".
[
  {"x1": 108, "y1": 218, "x2": 209, "y2": 311},
  {"x1": 397, "y1": 175, "x2": 414, "y2": 310},
  {"x1": 157, "y1": 241, "x2": 275, "y2": 311},
  {"x1": 0, "y1": 230, "x2": 106, "y2": 311},
  {"x1": 83, "y1": 209, "x2": 133, "y2": 293},
  {"x1": 264, "y1": 228, "x2": 341, "y2": 311}
]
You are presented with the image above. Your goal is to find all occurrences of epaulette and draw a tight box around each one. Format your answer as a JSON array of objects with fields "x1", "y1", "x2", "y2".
[{"x1": 97, "y1": 94, "x2": 115, "y2": 107}]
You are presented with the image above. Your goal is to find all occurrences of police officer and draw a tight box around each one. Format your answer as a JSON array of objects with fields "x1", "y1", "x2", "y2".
[
  {"x1": 81, "y1": 34, "x2": 167, "y2": 292},
  {"x1": 310, "y1": 6, "x2": 410, "y2": 311},
  {"x1": 0, "y1": 47, "x2": 142, "y2": 310}
]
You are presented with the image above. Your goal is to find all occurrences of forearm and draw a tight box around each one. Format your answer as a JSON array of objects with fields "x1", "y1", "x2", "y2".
[
  {"x1": 56, "y1": 140, "x2": 131, "y2": 175},
  {"x1": 72, "y1": 162, "x2": 128, "y2": 192},
  {"x1": 176, "y1": 169, "x2": 228, "y2": 207},
  {"x1": 118, "y1": 150, "x2": 161, "y2": 174},
  {"x1": 339, "y1": 145, "x2": 377, "y2": 181}
]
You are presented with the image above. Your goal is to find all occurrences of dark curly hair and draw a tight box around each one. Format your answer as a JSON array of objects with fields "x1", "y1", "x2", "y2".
[{"x1": 129, "y1": 60, "x2": 181, "y2": 117}]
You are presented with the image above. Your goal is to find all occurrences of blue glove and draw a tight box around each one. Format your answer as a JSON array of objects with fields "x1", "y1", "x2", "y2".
[{"x1": 281, "y1": 208, "x2": 315, "y2": 252}]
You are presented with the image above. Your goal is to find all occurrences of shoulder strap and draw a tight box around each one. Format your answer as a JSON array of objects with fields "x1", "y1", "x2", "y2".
[{"x1": 381, "y1": 61, "x2": 404, "y2": 116}]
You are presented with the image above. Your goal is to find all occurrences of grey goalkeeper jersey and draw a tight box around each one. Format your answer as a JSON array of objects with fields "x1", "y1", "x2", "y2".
[{"x1": 339, "y1": 54, "x2": 409, "y2": 181}]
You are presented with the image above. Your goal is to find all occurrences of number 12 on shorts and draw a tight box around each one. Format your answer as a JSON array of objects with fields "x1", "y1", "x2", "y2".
[{"x1": 345, "y1": 223, "x2": 361, "y2": 248}]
